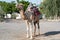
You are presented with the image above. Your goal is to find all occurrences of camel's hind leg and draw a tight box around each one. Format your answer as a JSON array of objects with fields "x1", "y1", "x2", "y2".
[
  {"x1": 37, "y1": 22, "x2": 40, "y2": 35},
  {"x1": 33, "y1": 22, "x2": 36, "y2": 37}
]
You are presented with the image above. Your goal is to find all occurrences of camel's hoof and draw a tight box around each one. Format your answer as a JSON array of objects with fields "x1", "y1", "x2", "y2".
[
  {"x1": 30, "y1": 37, "x2": 33, "y2": 39},
  {"x1": 29, "y1": 37, "x2": 34, "y2": 40},
  {"x1": 27, "y1": 36, "x2": 30, "y2": 38},
  {"x1": 38, "y1": 33, "x2": 40, "y2": 36},
  {"x1": 32, "y1": 35, "x2": 36, "y2": 37}
]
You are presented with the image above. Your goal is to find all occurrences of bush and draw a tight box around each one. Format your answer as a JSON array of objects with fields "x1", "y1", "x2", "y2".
[
  {"x1": 0, "y1": 15, "x2": 4, "y2": 22},
  {"x1": 11, "y1": 13, "x2": 17, "y2": 19}
]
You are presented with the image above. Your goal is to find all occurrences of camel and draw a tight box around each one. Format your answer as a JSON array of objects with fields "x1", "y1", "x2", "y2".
[{"x1": 16, "y1": 3, "x2": 40, "y2": 39}]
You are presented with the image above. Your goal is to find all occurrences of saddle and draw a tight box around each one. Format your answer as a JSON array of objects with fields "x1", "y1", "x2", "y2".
[{"x1": 33, "y1": 7, "x2": 40, "y2": 16}]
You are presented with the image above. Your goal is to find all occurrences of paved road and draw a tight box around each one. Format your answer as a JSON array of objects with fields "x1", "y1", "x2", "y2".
[{"x1": 0, "y1": 20, "x2": 60, "y2": 40}]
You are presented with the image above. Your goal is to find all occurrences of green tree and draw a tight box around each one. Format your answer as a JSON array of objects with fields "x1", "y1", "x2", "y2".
[
  {"x1": 0, "y1": 1, "x2": 18, "y2": 14},
  {"x1": 0, "y1": 6, "x2": 5, "y2": 21},
  {"x1": 40, "y1": 0, "x2": 60, "y2": 19}
]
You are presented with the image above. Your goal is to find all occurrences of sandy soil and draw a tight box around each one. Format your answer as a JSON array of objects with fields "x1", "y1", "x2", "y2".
[{"x1": 0, "y1": 20, "x2": 60, "y2": 40}]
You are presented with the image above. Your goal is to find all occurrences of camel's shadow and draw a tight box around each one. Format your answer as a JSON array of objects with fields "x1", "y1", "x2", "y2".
[
  {"x1": 34, "y1": 31, "x2": 60, "y2": 40},
  {"x1": 40, "y1": 31, "x2": 60, "y2": 36}
]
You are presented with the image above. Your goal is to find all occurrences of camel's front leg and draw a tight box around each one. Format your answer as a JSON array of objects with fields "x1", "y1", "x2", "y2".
[
  {"x1": 25, "y1": 20, "x2": 29, "y2": 38},
  {"x1": 29, "y1": 22, "x2": 33, "y2": 39}
]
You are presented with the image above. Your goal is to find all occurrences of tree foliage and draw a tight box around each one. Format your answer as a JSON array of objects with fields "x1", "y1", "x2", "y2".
[
  {"x1": 0, "y1": 0, "x2": 30, "y2": 14},
  {"x1": 40, "y1": 0, "x2": 60, "y2": 18},
  {"x1": 0, "y1": 1, "x2": 18, "y2": 14},
  {"x1": 0, "y1": 6, "x2": 5, "y2": 21}
]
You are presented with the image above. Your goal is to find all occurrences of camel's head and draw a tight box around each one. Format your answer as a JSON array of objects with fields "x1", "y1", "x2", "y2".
[
  {"x1": 16, "y1": 3, "x2": 24, "y2": 10},
  {"x1": 16, "y1": 3, "x2": 27, "y2": 20}
]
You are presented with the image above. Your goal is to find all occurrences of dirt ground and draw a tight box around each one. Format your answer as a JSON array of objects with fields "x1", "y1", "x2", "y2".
[{"x1": 0, "y1": 20, "x2": 60, "y2": 40}]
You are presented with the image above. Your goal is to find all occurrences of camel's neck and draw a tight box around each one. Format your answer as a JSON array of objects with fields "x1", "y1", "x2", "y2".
[
  {"x1": 19, "y1": 10, "x2": 27, "y2": 20},
  {"x1": 19, "y1": 10, "x2": 24, "y2": 15}
]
